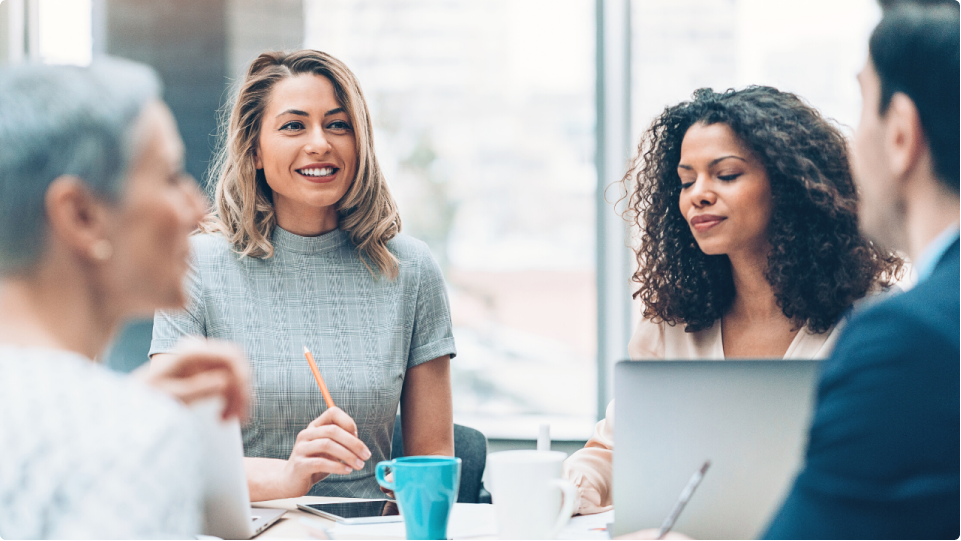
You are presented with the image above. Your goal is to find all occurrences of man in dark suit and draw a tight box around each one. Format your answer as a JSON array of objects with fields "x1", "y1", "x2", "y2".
[{"x1": 765, "y1": 2, "x2": 960, "y2": 539}]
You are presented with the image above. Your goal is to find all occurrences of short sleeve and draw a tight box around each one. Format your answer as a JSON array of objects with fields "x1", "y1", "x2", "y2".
[
  {"x1": 150, "y1": 253, "x2": 208, "y2": 356},
  {"x1": 407, "y1": 249, "x2": 456, "y2": 368}
]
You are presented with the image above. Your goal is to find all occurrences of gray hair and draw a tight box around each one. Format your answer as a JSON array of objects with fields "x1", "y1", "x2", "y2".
[{"x1": 0, "y1": 58, "x2": 162, "y2": 274}]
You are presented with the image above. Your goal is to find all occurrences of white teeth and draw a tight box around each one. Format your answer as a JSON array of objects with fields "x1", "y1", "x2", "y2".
[{"x1": 299, "y1": 167, "x2": 335, "y2": 177}]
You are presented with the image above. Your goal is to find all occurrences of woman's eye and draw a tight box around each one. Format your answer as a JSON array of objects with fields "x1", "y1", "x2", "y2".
[
  {"x1": 327, "y1": 120, "x2": 351, "y2": 131},
  {"x1": 679, "y1": 180, "x2": 695, "y2": 189},
  {"x1": 718, "y1": 173, "x2": 741, "y2": 182},
  {"x1": 280, "y1": 121, "x2": 304, "y2": 131}
]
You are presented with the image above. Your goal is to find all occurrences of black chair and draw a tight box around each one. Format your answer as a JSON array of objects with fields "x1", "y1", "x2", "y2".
[{"x1": 391, "y1": 415, "x2": 490, "y2": 503}]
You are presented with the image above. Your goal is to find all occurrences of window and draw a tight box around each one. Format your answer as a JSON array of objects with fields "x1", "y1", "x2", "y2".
[
  {"x1": 39, "y1": 0, "x2": 92, "y2": 65},
  {"x1": 631, "y1": 0, "x2": 881, "y2": 142},
  {"x1": 305, "y1": 0, "x2": 598, "y2": 438}
]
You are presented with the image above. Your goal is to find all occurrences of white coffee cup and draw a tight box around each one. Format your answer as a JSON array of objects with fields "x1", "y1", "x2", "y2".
[{"x1": 486, "y1": 450, "x2": 576, "y2": 540}]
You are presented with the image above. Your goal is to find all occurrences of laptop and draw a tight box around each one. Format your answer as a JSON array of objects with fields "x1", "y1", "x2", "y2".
[
  {"x1": 192, "y1": 399, "x2": 286, "y2": 539},
  {"x1": 612, "y1": 359, "x2": 821, "y2": 539}
]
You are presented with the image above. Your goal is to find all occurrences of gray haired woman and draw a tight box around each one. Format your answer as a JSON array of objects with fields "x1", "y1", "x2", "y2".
[{"x1": 0, "y1": 60, "x2": 249, "y2": 538}]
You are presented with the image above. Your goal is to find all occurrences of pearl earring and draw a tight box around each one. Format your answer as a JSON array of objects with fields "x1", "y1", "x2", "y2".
[{"x1": 90, "y1": 239, "x2": 113, "y2": 261}]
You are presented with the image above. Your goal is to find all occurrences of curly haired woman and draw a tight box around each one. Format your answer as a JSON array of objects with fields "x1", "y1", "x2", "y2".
[
  {"x1": 149, "y1": 50, "x2": 456, "y2": 501},
  {"x1": 564, "y1": 86, "x2": 903, "y2": 515}
]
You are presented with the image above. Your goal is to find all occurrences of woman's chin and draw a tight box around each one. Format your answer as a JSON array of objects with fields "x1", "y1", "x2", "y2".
[{"x1": 694, "y1": 241, "x2": 727, "y2": 256}]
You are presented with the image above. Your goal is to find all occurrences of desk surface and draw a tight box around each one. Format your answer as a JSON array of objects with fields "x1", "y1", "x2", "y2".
[
  {"x1": 253, "y1": 496, "x2": 341, "y2": 539},
  {"x1": 252, "y1": 497, "x2": 612, "y2": 540}
]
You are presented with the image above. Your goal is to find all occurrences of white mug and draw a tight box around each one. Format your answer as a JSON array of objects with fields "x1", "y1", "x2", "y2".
[{"x1": 486, "y1": 450, "x2": 576, "y2": 540}]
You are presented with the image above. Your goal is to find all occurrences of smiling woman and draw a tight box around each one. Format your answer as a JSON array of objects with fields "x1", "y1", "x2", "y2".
[{"x1": 149, "y1": 50, "x2": 456, "y2": 502}]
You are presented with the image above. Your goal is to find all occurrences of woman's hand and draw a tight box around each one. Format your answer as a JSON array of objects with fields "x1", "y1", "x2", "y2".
[
  {"x1": 141, "y1": 338, "x2": 250, "y2": 421},
  {"x1": 278, "y1": 406, "x2": 373, "y2": 497}
]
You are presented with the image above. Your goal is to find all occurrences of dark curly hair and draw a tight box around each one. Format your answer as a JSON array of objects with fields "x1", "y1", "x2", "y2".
[{"x1": 624, "y1": 86, "x2": 903, "y2": 334}]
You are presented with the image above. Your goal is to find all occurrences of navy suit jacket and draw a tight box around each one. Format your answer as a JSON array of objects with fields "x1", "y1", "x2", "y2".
[{"x1": 765, "y1": 239, "x2": 960, "y2": 540}]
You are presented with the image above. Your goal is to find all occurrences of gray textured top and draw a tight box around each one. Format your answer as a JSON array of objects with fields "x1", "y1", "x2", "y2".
[{"x1": 150, "y1": 227, "x2": 456, "y2": 498}]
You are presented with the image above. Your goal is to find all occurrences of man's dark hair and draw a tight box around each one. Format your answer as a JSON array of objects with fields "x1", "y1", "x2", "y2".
[{"x1": 870, "y1": 2, "x2": 960, "y2": 192}]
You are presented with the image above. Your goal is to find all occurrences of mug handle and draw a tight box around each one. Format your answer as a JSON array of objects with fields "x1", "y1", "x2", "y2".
[
  {"x1": 548, "y1": 478, "x2": 577, "y2": 539},
  {"x1": 375, "y1": 460, "x2": 396, "y2": 492}
]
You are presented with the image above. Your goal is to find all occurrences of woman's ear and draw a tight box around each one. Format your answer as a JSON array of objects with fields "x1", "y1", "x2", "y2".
[
  {"x1": 253, "y1": 146, "x2": 263, "y2": 170},
  {"x1": 43, "y1": 176, "x2": 113, "y2": 262}
]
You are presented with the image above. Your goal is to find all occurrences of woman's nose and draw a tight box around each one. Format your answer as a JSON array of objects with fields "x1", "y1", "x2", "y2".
[
  {"x1": 305, "y1": 127, "x2": 332, "y2": 156},
  {"x1": 688, "y1": 177, "x2": 716, "y2": 207}
]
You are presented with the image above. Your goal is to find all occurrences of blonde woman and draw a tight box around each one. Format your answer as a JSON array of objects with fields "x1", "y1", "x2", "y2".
[{"x1": 150, "y1": 50, "x2": 456, "y2": 501}]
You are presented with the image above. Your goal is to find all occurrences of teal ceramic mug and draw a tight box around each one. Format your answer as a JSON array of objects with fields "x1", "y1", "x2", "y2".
[{"x1": 375, "y1": 456, "x2": 462, "y2": 540}]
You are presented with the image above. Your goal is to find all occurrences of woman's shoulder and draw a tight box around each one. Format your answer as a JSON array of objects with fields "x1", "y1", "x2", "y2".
[
  {"x1": 628, "y1": 317, "x2": 723, "y2": 360},
  {"x1": 386, "y1": 233, "x2": 433, "y2": 260},
  {"x1": 188, "y1": 231, "x2": 234, "y2": 259},
  {"x1": 386, "y1": 233, "x2": 442, "y2": 274},
  {"x1": 0, "y1": 347, "x2": 192, "y2": 436},
  {"x1": 628, "y1": 317, "x2": 667, "y2": 359}
]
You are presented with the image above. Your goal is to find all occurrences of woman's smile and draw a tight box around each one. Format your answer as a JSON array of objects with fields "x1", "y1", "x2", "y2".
[
  {"x1": 296, "y1": 162, "x2": 340, "y2": 183},
  {"x1": 689, "y1": 213, "x2": 726, "y2": 232}
]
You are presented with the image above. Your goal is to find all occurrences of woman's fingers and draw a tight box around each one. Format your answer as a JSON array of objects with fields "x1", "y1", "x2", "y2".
[
  {"x1": 296, "y1": 435, "x2": 367, "y2": 470},
  {"x1": 296, "y1": 456, "x2": 357, "y2": 476},
  {"x1": 310, "y1": 407, "x2": 358, "y2": 435},
  {"x1": 297, "y1": 423, "x2": 371, "y2": 464},
  {"x1": 160, "y1": 368, "x2": 229, "y2": 404},
  {"x1": 158, "y1": 338, "x2": 251, "y2": 421}
]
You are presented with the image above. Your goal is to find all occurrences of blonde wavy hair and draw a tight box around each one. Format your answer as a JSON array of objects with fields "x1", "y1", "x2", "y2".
[{"x1": 202, "y1": 50, "x2": 401, "y2": 278}]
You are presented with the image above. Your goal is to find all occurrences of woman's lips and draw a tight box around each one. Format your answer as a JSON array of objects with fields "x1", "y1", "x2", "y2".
[
  {"x1": 690, "y1": 214, "x2": 725, "y2": 232},
  {"x1": 296, "y1": 166, "x2": 339, "y2": 184}
]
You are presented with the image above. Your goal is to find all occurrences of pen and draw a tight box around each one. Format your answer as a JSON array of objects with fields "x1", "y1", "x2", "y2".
[
  {"x1": 303, "y1": 345, "x2": 335, "y2": 408},
  {"x1": 657, "y1": 460, "x2": 710, "y2": 540}
]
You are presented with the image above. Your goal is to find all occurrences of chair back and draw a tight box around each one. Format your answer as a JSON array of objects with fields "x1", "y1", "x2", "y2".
[{"x1": 391, "y1": 415, "x2": 488, "y2": 503}]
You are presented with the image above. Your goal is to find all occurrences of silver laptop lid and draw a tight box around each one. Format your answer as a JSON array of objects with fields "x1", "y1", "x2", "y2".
[{"x1": 612, "y1": 359, "x2": 821, "y2": 539}]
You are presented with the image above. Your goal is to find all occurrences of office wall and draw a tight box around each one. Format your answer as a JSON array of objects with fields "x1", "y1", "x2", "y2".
[
  {"x1": 226, "y1": 0, "x2": 303, "y2": 80},
  {"x1": 104, "y1": 0, "x2": 227, "y2": 185},
  {"x1": 100, "y1": 0, "x2": 303, "y2": 373},
  {"x1": 0, "y1": 0, "x2": 11, "y2": 65}
]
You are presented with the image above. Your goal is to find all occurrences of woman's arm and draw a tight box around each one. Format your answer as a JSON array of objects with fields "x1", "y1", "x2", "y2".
[
  {"x1": 400, "y1": 355, "x2": 454, "y2": 457},
  {"x1": 563, "y1": 400, "x2": 615, "y2": 515},
  {"x1": 152, "y1": 350, "x2": 371, "y2": 502}
]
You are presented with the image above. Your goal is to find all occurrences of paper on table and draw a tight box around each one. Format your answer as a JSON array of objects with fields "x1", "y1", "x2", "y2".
[
  {"x1": 559, "y1": 510, "x2": 614, "y2": 540},
  {"x1": 326, "y1": 503, "x2": 499, "y2": 540}
]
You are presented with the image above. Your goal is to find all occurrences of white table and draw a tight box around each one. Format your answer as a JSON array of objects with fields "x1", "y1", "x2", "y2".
[{"x1": 253, "y1": 497, "x2": 612, "y2": 540}]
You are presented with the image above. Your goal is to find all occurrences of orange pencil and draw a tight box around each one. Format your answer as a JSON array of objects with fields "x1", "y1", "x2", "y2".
[{"x1": 303, "y1": 345, "x2": 335, "y2": 408}]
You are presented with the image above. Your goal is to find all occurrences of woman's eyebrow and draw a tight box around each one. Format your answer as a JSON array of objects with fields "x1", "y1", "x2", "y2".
[
  {"x1": 709, "y1": 155, "x2": 746, "y2": 167},
  {"x1": 324, "y1": 107, "x2": 345, "y2": 117},
  {"x1": 276, "y1": 108, "x2": 308, "y2": 118}
]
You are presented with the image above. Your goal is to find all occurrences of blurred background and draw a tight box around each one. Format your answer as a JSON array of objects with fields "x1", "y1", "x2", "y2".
[{"x1": 0, "y1": 0, "x2": 881, "y2": 445}]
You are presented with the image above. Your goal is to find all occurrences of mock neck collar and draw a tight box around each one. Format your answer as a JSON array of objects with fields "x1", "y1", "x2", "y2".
[{"x1": 270, "y1": 226, "x2": 348, "y2": 254}]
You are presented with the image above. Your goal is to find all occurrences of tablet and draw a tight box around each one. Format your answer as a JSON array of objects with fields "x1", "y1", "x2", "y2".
[{"x1": 297, "y1": 500, "x2": 403, "y2": 524}]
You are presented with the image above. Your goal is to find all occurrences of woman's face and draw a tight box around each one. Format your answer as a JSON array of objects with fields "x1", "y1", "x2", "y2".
[
  {"x1": 105, "y1": 101, "x2": 206, "y2": 314},
  {"x1": 255, "y1": 73, "x2": 357, "y2": 230},
  {"x1": 677, "y1": 122, "x2": 773, "y2": 259}
]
